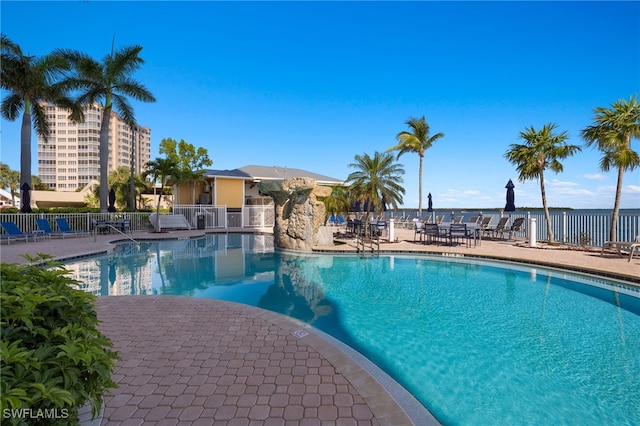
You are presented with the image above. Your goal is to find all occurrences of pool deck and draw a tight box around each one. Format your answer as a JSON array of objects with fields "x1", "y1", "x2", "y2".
[{"x1": 1, "y1": 227, "x2": 638, "y2": 425}]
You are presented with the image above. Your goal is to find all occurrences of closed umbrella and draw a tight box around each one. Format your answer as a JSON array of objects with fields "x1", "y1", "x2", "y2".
[
  {"x1": 108, "y1": 187, "x2": 117, "y2": 212},
  {"x1": 20, "y1": 182, "x2": 32, "y2": 213},
  {"x1": 427, "y1": 192, "x2": 435, "y2": 222},
  {"x1": 504, "y1": 179, "x2": 516, "y2": 212}
]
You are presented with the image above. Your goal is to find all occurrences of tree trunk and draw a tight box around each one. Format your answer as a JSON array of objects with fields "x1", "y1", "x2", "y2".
[
  {"x1": 20, "y1": 106, "x2": 32, "y2": 210},
  {"x1": 155, "y1": 179, "x2": 163, "y2": 232},
  {"x1": 418, "y1": 154, "x2": 423, "y2": 218},
  {"x1": 610, "y1": 165, "x2": 624, "y2": 242},
  {"x1": 539, "y1": 170, "x2": 555, "y2": 243},
  {"x1": 99, "y1": 107, "x2": 111, "y2": 212}
]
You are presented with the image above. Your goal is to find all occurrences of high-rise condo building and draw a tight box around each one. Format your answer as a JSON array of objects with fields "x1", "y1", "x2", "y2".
[{"x1": 37, "y1": 102, "x2": 151, "y2": 191}]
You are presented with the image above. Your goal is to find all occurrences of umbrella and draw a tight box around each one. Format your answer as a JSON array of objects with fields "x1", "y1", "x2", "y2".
[
  {"x1": 427, "y1": 193, "x2": 433, "y2": 212},
  {"x1": 504, "y1": 179, "x2": 516, "y2": 212},
  {"x1": 20, "y1": 182, "x2": 32, "y2": 213},
  {"x1": 108, "y1": 187, "x2": 117, "y2": 212}
]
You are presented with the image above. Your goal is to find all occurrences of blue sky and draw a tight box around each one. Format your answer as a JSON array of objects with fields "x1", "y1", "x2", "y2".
[{"x1": 1, "y1": 1, "x2": 639, "y2": 210}]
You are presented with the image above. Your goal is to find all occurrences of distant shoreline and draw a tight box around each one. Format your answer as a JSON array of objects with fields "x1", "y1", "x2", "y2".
[{"x1": 388, "y1": 207, "x2": 640, "y2": 213}]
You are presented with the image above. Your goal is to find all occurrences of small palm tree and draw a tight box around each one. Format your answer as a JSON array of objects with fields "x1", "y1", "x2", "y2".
[
  {"x1": 0, "y1": 163, "x2": 20, "y2": 207},
  {"x1": 1, "y1": 34, "x2": 80, "y2": 212},
  {"x1": 387, "y1": 116, "x2": 444, "y2": 218},
  {"x1": 57, "y1": 44, "x2": 156, "y2": 212},
  {"x1": 504, "y1": 123, "x2": 581, "y2": 243},
  {"x1": 323, "y1": 185, "x2": 351, "y2": 224},
  {"x1": 581, "y1": 95, "x2": 640, "y2": 242},
  {"x1": 143, "y1": 157, "x2": 179, "y2": 232},
  {"x1": 346, "y1": 151, "x2": 405, "y2": 236}
]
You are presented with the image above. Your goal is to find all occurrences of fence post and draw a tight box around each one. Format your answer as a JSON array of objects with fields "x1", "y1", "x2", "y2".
[
  {"x1": 562, "y1": 212, "x2": 567, "y2": 244},
  {"x1": 529, "y1": 217, "x2": 537, "y2": 247}
]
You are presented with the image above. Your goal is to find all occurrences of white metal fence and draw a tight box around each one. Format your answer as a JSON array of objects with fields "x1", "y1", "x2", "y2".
[
  {"x1": 4, "y1": 208, "x2": 635, "y2": 248},
  {"x1": 171, "y1": 205, "x2": 275, "y2": 229},
  {"x1": 0, "y1": 212, "x2": 154, "y2": 234}
]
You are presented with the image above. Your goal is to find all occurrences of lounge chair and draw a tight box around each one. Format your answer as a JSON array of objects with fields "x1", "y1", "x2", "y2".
[
  {"x1": 507, "y1": 217, "x2": 526, "y2": 240},
  {"x1": 1, "y1": 221, "x2": 47, "y2": 244},
  {"x1": 55, "y1": 217, "x2": 88, "y2": 237},
  {"x1": 36, "y1": 218, "x2": 66, "y2": 239},
  {"x1": 467, "y1": 215, "x2": 481, "y2": 224},
  {"x1": 485, "y1": 217, "x2": 510, "y2": 239},
  {"x1": 601, "y1": 236, "x2": 640, "y2": 262}
]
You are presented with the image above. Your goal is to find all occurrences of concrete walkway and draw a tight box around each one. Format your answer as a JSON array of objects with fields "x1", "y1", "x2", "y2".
[{"x1": 1, "y1": 227, "x2": 638, "y2": 425}]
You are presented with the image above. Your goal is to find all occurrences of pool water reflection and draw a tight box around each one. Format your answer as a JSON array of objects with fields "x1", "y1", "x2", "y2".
[{"x1": 66, "y1": 234, "x2": 640, "y2": 425}]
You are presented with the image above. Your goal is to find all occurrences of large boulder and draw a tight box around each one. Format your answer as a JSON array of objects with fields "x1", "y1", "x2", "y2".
[{"x1": 259, "y1": 178, "x2": 332, "y2": 251}]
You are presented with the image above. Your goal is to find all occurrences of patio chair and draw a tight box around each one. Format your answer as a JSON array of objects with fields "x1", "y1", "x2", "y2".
[
  {"x1": 422, "y1": 223, "x2": 442, "y2": 245},
  {"x1": 467, "y1": 215, "x2": 481, "y2": 224},
  {"x1": 1, "y1": 221, "x2": 47, "y2": 244},
  {"x1": 485, "y1": 217, "x2": 510, "y2": 239},
  {"x1": 36, "y1": 218, "x2": 66, "y2": 239},
  {"x1": 507, "y1": 217, "x2": 526, "y2": 240},
  {"x1": 56, "y1": 217, "x2": 88, "y2": 237},
  {"x1": 601, "y1": 236, "x2": 640, "y2": 262},
  {"x1": 413, "y1": 220, "x2": 424, "y2": 242},
  {"x1": 435, "y1": 215, "x2": 444, "y2": 224},
  {"x1": 453, "y1": 216, "x2": 464, "y2": 224},
  {"x1": 447, "y1": 223, "x2": 471, "y2": 247},
  {"x1": 479, "y1": 216, "x2": 493, "y2": 230}
]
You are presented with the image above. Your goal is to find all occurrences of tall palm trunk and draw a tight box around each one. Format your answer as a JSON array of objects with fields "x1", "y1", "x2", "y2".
[
  {"x1": 99, "y1": 106, "x2": 111, "y2": 212},
  {"x1": 610, "y1": 165, "x2": 624, "y2": 242},
  {"x1": 539, "y1": 169, "x2": 555, "y2": 243},
  {"x1": 418, "y1": 154, "x2": 423, "y2": 218},
  {"x1": 154, "y1": 179, "x2": 163, "y2": 232},
  {"x1": 20, "y1": 103, "x2": 32, "y2": 210}
]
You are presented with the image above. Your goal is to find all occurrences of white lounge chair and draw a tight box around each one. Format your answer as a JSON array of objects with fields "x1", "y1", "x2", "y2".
[{"x1": 601, "y1": 236, "x2": 640, "y2": 262}]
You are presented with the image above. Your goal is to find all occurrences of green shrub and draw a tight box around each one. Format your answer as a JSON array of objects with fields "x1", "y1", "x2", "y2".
[{"x1": 1, "y1": 257, "x2": 119, "y2": 425}]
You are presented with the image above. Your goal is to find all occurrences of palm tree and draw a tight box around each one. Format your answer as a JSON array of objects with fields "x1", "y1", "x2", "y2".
[
  {"x1": 143, "y1": 157, "x2": 178, "y2": 232},
  {"x1": 0, "y1": 163, "x2": 20, "y2": 206},
  {"x1": 57, "y1": 43, "x2": 156, "y2": 212},
  {"x1": 323, "y1": 185, "x2": 352, "y2": 224},
  {"x1": 346, "y1": 151, "x2": 405, "y2": 235},
  {"x1": 504, "y1": 123, "x2": 581, "y2": 243},
  {"x1": 581, "y1": 95, "x2": 640, "y2": 242},
  {"x1": 159, "y1": 138, "x2": 212, "y2": 203},
  {"x1": 108, "y1": 166, "x2": 147, "y2": 211},
  {"x1": 1, "y1": 34, "x2": 80, "y2": 212},
  {"x1": 387, "y1": 116, "x2": 444, "y2": 218}
]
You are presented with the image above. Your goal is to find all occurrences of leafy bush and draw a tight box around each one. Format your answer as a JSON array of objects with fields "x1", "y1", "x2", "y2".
[{"x1": 1, "y1": 256, "x2": 119, "y2": 425}]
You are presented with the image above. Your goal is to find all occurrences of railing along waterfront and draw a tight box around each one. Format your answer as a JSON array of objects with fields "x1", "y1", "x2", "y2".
[
  {"x1": 499, "y1": 212, "x2": 638, "y2": 247},
  {"x1": 388, "y1": 210, "x2": 639, "y2": 248}
]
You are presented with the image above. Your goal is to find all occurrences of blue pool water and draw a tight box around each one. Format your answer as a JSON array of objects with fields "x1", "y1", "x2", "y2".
[{"x1": 67, "y1": 234, "x2": 640, "y2": 425}]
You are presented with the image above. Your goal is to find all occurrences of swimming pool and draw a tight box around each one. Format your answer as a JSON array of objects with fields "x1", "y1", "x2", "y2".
[{"x1": 66, "y1": 234, "x2": 640, "y2": 425}]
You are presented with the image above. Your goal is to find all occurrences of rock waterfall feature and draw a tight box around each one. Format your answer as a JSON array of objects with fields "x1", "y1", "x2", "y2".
[{"x1": 258, "y1": 178, "x2": 333, "y2": 251}]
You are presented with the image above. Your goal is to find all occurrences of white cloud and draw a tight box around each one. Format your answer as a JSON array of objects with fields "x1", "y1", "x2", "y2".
[
  {"x1": 582, "y1": 173, "x2": 608, "y2": 181},
  {"x1": 626, "y1": 185, "x2": 640, "y2": 194},
  {"x1": 549, "y1": 179, "x2": 579, "y2": 187}
]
